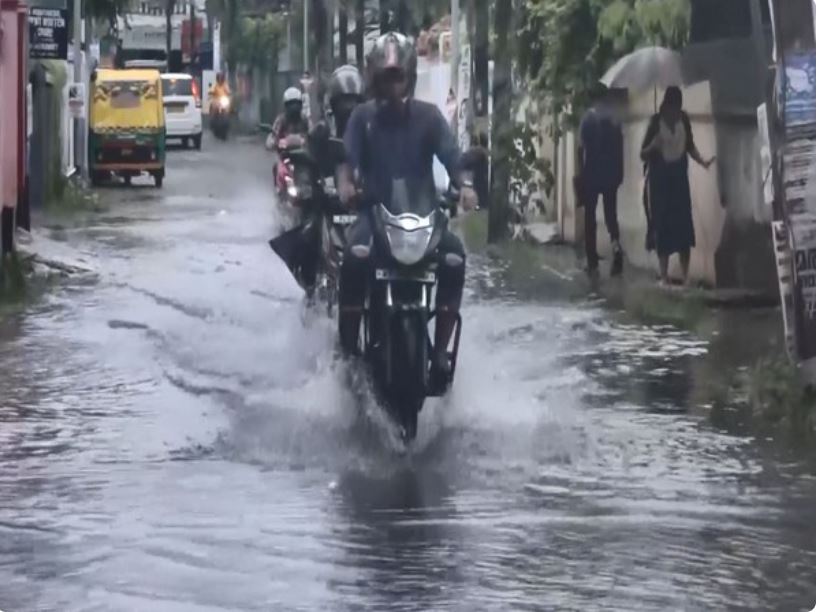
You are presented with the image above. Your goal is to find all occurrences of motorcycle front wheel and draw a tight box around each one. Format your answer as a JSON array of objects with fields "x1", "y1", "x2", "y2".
[
  {"x1": 387, "y1": 311, "x2": 428, "y2": 441},
  {"x1": 392, "y1": 395, "x2": 424, "y2": 441}
]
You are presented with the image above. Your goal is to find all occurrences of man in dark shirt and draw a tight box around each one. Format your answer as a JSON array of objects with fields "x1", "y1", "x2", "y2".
[
  {"x1": 578, "y1": 84, "x2": 624, "y2": 277},
  {"x1": 337, "y1": 32, "x2": 478, "y2": 375}
]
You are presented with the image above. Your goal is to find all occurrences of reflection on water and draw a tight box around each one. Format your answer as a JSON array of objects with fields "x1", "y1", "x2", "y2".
[{"x1": 0, "y1": 141, "x2": 812, "y2": 612}]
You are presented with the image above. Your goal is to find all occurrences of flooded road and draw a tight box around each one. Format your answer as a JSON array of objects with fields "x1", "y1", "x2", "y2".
[{"x1": 0, "y1": 137, "x2": 813, "y2": 611}]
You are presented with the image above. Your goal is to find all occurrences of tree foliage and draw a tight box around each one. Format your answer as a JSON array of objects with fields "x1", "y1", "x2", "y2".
[
  {"x1": 231, "y1": 13, "x2": 285, "y2": 71},
  {"x1": 85, "y1": 0, "x2": 131, "y2": 30},
  {"x1": 517, "y1": 0, "x2": 691, "y2": 126}
]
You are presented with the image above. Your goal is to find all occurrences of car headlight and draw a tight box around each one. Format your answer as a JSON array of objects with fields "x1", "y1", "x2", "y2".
[
  {"x1": 219, "y1": 96, "x2": 230, "y2": 110},
  {"x1": 385, "y1": 224, "x2": 434, "y2": 265}
]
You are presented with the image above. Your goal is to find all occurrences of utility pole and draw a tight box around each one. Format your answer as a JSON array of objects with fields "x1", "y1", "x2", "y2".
[
  {"x1": 190, "y1": 0, "x2": 196, "y2": 72},
  {"x1": 166, "y1": 0, "x2": 175, "y2": 72},
  {"x1": 473, "y1": 0, "x2": 489, "y2": 132},
  {"x1": 450, "y1": 0, "x2": 459, "y2": 97},
  {"x1": 72, "y1": 0, "x2": 82, "y2": 175},
  {"x1": 339, "y1": 2, "x2": 348, "y2": 64},
  {"x1": 303, "y1": 0, "x2": 309, "y2": 72},
  {"x1": 355, "y1": 0, "x2": 364, "y2": 68},
  {"x1": 286, "y1": 11, "x2": 292, "y2": 70}
]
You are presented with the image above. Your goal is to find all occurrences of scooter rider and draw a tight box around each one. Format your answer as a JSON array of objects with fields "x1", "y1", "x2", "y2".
[
  {"x1": 274, "y1": 87, "x2": 311, "y2": 191},
  {"x1": 273, "y1": 87, "x2": 310, "y2": 139},
  {"x1": 337, "y1": 32, "x2": 478, "y2": 376},
  {"x1": 208, "y1": 72, "x2": 231, "y2": 112}
]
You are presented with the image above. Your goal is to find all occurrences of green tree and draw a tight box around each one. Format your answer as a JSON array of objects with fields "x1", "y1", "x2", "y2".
[
  {"x1": 86, "y1": 0, "x2": 131, "y2": 30},
  {"x1": 517, "y1": 0, "x2": 691, "y2": 126},
  {"x1": 231, "y1": 13, "x2": 285, "y2": 71}
]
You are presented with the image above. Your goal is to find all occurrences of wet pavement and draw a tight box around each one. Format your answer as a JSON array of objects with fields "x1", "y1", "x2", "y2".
[{"x1": 0, "y1": 136, "x2": 813, "y2": 611}]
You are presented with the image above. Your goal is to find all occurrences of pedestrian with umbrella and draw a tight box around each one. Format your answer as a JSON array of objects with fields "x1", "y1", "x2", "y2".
[
  {"x1": 640, "y1": 86, "x2": 716, "y2": 286},
  {"x1": 601, "y1": 46, "x2": 716, "y2": 286}
]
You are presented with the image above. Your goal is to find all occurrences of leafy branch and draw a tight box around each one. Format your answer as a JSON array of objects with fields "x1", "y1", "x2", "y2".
[{"x1": 517, "y1": 0, "x2": 691, "y2": 127}]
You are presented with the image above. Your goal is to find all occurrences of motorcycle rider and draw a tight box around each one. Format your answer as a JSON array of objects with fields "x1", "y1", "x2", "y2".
[
  {"x1": 273, "y1": 87, "x2": 311, "y2": 192},
  {"x1": 208, "y1": 72, "x2": 231, "y2": 113},
  {"x1": 273, "y1": 87, "x2": 310, "y2": 141},
  {"x1": 292, "y1": 66, "x2": 366, "y2": 295},
  {"x1": 337, "y1": 32, "x2": 478, "y2": 376}
]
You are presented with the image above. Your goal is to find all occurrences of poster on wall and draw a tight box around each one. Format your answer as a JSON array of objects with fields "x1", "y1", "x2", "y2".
[
  {"x1": 456, "y1": 43, "x2": 471, "y2": 151},
  {"x1": 782, "y1": 50, "x2": 816, "y2": 361},
  {"x1": 28, "y1": 6, "x2": 68, "y2": 60},
  {"x1": 772, "y1": 220, "x2": 796, "y2": 355}
]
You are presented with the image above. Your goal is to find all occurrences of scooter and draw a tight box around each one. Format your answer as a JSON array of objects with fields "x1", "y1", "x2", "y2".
[
  {"x1": 275, "y1": 134, "x2": 312, "y2": 211},
  {"x1": 209, "y1": 95, "x2": 231, "y2": 140}
]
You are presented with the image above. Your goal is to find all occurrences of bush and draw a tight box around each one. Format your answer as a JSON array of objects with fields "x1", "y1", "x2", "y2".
[{"x1": 747, "y1": 356, "x2": 816, "y2": 440}]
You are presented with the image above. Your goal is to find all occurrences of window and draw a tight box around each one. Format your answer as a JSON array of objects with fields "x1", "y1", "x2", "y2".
[
  {"x1": 161, "y1": 77, "x2": 194, "y2": 96},
  {"x1": 104, "y1": 82, "x2": 148, "y2": 109}
]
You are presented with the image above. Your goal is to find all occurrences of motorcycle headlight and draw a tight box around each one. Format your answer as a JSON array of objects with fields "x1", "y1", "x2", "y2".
[
  {"x1": 219, "y1": 96, "x2": 230, "y2": 110},
  {"x1": 287, "y1": 182, "x2": 299, "y2": 199},
  {"x1": 385, "y1": 224, "x2": 434, "y2": 265}
]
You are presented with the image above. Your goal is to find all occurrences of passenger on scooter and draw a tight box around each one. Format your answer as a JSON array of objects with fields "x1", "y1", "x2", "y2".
[
  {"x1": 337, "y1": 32, "x2": 478, "y2": 376},
  {"x1": 307, "y1": 65, "x2": 366, "y2": 177},
  {"x1": 327, "y1": 65, "x2": 365, "y2": 140}
]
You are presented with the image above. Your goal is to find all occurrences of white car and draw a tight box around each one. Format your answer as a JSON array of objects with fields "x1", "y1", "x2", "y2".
[{"x1": 161, "y1": 73, "x2": 203, "y2": 149}]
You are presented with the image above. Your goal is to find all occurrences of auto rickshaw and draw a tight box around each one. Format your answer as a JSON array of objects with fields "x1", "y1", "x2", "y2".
[{"x1": 89, "y1": 69, "x2": 166, "y2": 187}]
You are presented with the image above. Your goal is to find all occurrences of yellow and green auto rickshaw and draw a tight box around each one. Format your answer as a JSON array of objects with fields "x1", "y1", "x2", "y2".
[{"x1": 89, "y1": 69, "x2": 166, "y2": 187}]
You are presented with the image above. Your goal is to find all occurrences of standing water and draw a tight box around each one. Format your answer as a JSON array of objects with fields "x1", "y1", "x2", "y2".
[{"x1": 0, "y1": 138, "x2": 812, "y2": 611}]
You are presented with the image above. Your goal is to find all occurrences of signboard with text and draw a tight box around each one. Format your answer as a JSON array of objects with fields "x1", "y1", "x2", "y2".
[{"x1": 29, "y1": 6, "x2": 68, "y2": 60}]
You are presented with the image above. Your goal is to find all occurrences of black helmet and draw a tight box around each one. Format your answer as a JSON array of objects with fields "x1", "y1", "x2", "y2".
[
  {"x1": 366, "y1": 32, "x2": 417, "y2": 97},
  {"x1": 327, "y1": 65, "x2": 364, "y2": 137},
  {"x1": 328, "y1": 65, "x2": 364, "y2": 104}
]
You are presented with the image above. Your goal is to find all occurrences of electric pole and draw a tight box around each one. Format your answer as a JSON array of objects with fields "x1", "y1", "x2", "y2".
[
  {"x1": 190, "y1": 0, "x2": 196, "y2": 72},
  {"x1": 73, "y1": 0, "x2": 83, "y2": 175},
  {"x1": 303, "y1": 0, "x2": 309, "y2": 72}
]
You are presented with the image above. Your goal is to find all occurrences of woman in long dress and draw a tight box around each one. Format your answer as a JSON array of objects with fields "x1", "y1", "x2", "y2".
[{"x1": 641, "y1": 87, "x2": 715, "y2": 285}]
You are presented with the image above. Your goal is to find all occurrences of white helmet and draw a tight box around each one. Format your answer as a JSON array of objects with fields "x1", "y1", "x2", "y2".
[{"x1": 283, "y1": 87, "x2": 302, "y2": 104}]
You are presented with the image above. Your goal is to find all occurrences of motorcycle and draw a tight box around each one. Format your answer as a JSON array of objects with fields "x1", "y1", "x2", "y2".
[
  {"x1": 351, "y1": 178, "x2": 462, "y2": 442},
  {"x1": 269, "y1": 137, "x2": 354, "y2": 308},
  {"x1": 210, "y1": 95, "x2": 231, "y2": 140}
]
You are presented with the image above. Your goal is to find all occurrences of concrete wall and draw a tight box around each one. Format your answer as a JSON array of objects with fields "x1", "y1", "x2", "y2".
[{"x1": 682, "y1": 37, "x2": 777, "y2": 291}]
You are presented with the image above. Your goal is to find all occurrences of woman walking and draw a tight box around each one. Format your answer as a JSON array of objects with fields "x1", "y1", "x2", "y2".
[{"x1": 641, "y1": 87, "x2": 715, "y2": 285}]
